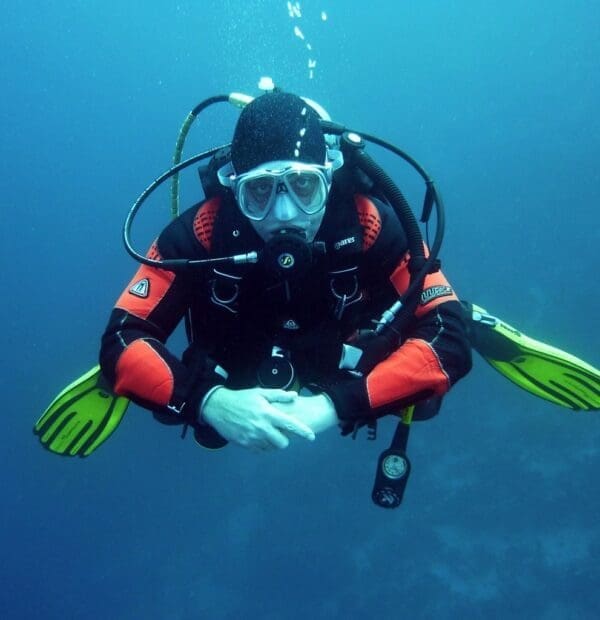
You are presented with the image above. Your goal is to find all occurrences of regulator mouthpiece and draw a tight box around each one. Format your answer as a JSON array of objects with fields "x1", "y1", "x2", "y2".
[{"x1": 261, "y1": 229, "x2": 324, "y2": 280}]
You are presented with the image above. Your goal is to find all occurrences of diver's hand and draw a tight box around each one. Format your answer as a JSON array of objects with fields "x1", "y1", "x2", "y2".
[
  {"x1": 274, "y1": 393, "x2": 339, "y2": 434},
  {"x1": 200, "y1": 387, "x2": 316, "y2": 450}
]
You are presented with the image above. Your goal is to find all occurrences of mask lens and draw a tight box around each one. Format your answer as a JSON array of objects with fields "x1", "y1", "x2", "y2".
[
  {"x1": 239, "y1": 175, "x2": 275, "y2": 218},
  {"x1": 285, "y1": 170, "x2": 326, "y2": 213},
  {"x1": 287, "y1": 172, "x2": 320, "y2": 203}
]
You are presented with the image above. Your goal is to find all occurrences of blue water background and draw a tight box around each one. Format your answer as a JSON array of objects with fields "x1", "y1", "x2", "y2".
[{"x1": 2, "y1": 1, "x2": 599, "y2": 618}]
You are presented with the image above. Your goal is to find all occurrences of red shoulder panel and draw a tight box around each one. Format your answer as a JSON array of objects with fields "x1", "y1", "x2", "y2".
[
  {"x1": 354, "y1": 195, "x2": 382, "y2": 250},
  {"x1": 193, "y1": 197, "x2": 222, "y2": 252}
]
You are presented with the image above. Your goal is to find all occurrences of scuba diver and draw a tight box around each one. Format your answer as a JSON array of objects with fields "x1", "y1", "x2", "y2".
[
  {"x1": 100, "y1": 89, "x2": 472, "y2": 451},
  {"x1": 35, "y1": 85, "x2": 600, "y2": 509}
]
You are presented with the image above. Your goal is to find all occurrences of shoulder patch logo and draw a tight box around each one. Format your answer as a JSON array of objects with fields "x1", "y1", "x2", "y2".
[
  {"x1": 129, "y1": 278, "x2": 150, "y2": 298},
  {"x1": 420, "y1": 285, "x2": 453, "y2": 305}
]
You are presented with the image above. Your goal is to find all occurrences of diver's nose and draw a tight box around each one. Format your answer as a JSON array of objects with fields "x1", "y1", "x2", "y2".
[{"x1": 271, "y1": 192, "x2": 299, "y2": 222}]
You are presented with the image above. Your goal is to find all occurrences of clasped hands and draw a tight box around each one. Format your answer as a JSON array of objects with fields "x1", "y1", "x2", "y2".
[{"x1": 200, "y1": 386, "x2": 338, "y2": 451}]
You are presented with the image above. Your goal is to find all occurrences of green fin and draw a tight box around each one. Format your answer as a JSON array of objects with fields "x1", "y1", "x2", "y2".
[
  {"x1": 464, "y1": 302, "x2": 600, "y2": 411},
  {"x1": 34, "y1": 365, "x2": 130, "y2": 456}
]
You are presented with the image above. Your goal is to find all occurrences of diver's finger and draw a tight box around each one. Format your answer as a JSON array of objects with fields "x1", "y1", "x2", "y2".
[
  {"x1": 260, "y1": 389, "x2": 298, "y2": 403},
  {"x1": 268, "y1": 409, "x2": 316, "y2": 441},
  {"x1": 261, "y1": 425, "x2": 290, "y2": 450},
  {"x1": 248, "y1": 438, "x2": 279, "y2": 453}
]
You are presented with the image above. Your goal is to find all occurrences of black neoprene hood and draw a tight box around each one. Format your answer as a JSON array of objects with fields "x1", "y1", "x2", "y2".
[{"x1": 230, "y1": 91, "x2": 327, "y2": 174}]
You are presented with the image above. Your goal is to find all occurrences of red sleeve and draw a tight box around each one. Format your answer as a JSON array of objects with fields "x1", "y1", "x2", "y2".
[
  {"x1": 322, "y1": 196, "x2": 471, "y2": 421},
  {"x1": 366, "y1": 253, "x2": 460, "y2": 409},
  {"x1": 366, "y1": 319, "x2": 452, "y2": 410},
  {"x1": 324, "y1": 297, "x2": 471, "y2": 421},
  {"x1": 99, "y1": 201, "x2": 226, "y2": 417},
  {"x1": 106, "y1": 241, "x2": 182, "y2": 406}
]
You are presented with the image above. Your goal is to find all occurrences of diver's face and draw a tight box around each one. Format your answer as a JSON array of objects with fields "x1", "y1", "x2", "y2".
[
  {"x1": 248, "y1": 191, "x2": 326, "y2": 242},
  {"x1": 230, "y1": 160, "x2": 330, "y2": 242}
]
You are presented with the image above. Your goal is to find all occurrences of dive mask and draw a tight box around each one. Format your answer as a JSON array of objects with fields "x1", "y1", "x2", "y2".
[{"x1": 218, "y1": 150, "x2": 344, "y2": 221}]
